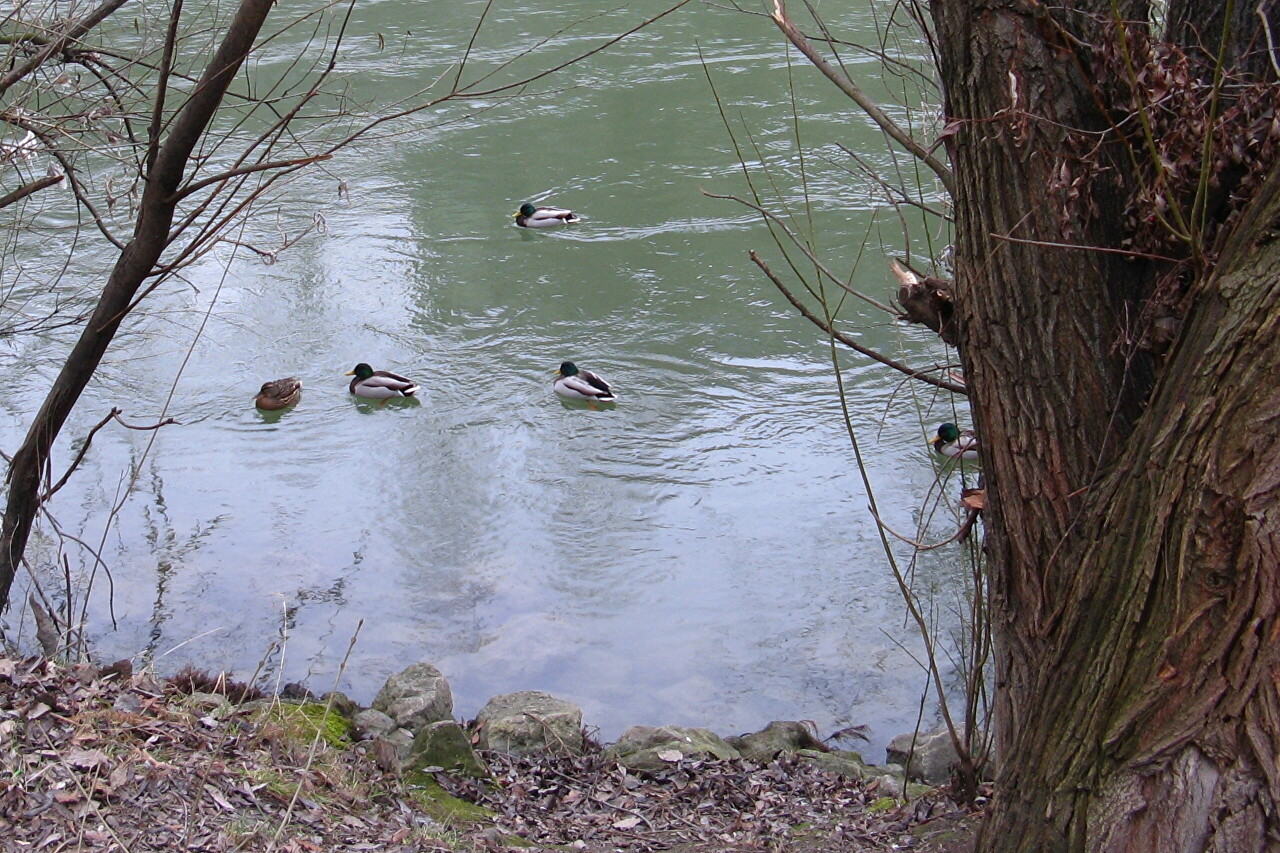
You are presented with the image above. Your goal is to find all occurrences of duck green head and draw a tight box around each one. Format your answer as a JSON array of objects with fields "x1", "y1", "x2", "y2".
[
  {"x1": 936, "y1": 422, "x2": 961, "y2": 442},
  {"x1": 557, "y1": 361, "x2": 579, "y2": 377},
  {"x1": 517, "y1": 202, "x2": 538, "y2": 218},
  {"x1": 346, "y1": 362, "x2": 375, "y2": 379}
]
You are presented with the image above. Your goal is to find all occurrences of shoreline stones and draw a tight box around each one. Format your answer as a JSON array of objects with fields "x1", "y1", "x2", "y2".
[
  {"x1": 726, "y1": 720, "x2": 826, "y2": 763},
  {"x1": 886, "y1": 726, "x2": 962, "y2": 784},
  {"x1": 298, "y1": 661, "x2": 928, "y2": 798}
]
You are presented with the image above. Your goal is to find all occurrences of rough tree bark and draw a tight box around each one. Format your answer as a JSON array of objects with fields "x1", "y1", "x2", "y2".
[
  {"x1": 0, "y1": 0, "x2": 275, "y2": 610},
  {"x1": 930, "y1": 0, "x2": 1280, "y2": 849}
]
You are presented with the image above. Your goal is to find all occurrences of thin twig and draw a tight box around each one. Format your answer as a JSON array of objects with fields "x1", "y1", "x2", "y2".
[
  {"x1": 768, "y1": 0, "x2": 954, "y2": 195},
  {"x1": 41, "y1": 408, "x2": 120, "y2": 502},
  {"x1": 750, "y1": 251, "x2": 968, "y2": 395},
  {"x1": 988, "y1": 231, "x2": 1181, "y2": 262},
  {"x1": 704, "y1": 190, "x2": 897, "y2": 314},
  {"x1": 867, "y1": 502, "x2": 978, "y2": 551},
  {"x1": 266, "y1": 619, "x2": 364, "y2": 852}
]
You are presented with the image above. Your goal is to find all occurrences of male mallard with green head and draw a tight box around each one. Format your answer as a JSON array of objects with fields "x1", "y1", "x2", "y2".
[
  {"x1": 255, "y1": 377, "x2": 301, "y2": 411},
  {"x1": 554, "y1": 361, "x2": 615, "y2": 402},
  {"x1": 514, "y1": 202, "x2": 581, "y2": 228},
  {"x1": 932, "y1": 422, "x2": 979, "y2": 460},
  {"x1": 345, "y1": 363, "x2": 419, "y2": 399}
]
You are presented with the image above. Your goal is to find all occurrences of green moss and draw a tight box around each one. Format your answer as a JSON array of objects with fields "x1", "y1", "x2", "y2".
[
  {"x1": 869, "y1": 796, "x2": 899, "y2": 813},
  {"x1": 259, "y1": 701, "x2": 353, "y2": 748},
  {"x1": 406, "y1": 776, "x2": 496, "y2": 826},
  {"x1": 409, "y1": 721, "x2": 488, "y2": 778}
]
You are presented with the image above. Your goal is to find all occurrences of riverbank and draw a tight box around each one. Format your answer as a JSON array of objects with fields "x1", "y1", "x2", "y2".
[{"x1": 0, "y1": 655, "x2": 981, "y2": 851}]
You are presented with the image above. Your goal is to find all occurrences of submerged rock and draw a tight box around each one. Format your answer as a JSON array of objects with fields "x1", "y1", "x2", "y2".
[
  {"x1": 474, "y1": 691, "x2": 583, "y2": 756},
  {"x1": 372, "y1": 663, "x2": 453, "y2": 733}
]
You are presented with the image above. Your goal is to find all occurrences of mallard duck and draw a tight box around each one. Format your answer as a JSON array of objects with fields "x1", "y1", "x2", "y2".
[
  {"x1": 345, "y1": 363, "x2": 419, "y2": 399},
  {"x1": 514, "y1": 202, "x2": 581, "y2": 228},
  {"x1": 554, "y1": 361, "x2": 615, "y2": 402},
  {"x1": 255, "y1": 377, "x2": 301, "y2": 411},
  {"x1": 932, "y1": 422, "x2": 979, "y2": 460}
]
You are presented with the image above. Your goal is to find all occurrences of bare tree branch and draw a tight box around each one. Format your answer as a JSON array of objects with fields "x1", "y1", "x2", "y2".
[
  {"x1": 0, "y1": 0, "x2": 277, "y2": 610},
  {"x1": 169, "y1": 153, "x2": 333, "y2": 203},
  {"x1": 703, "y1": 189, "x2": 897, "y2": 314},
  {"x1": 768, "y1": 0, "x2": 954, "y2": 196},
  {"x1": 0, "y1": 173, "x2": 63, "y2": 210},
  {"x1": 750, "y1": 250, "x2": 968, "y2": 395}
]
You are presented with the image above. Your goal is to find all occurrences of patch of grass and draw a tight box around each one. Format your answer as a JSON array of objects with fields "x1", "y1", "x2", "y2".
[
  {"x1": 224, "y1": 815, "x2": 271, "y2": 847},
  {"x1": 247, "y1": 766, "x2": 302, "y2": 802}
]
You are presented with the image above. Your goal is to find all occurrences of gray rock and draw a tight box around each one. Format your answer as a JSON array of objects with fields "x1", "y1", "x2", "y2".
[
  {"x1": 886, "y1": 727, "x2": 960, "y2": 784},
  {"x1": 605, "y1": 725, "x2": 740, "y2": 772},
  {"x1": 474, "y1": 691, "x2": 583, "y2": 756},
  {"x1": 372, "y1": 663, "x2": 453, "y2": 733},
  {"x1": 320, "y1": 690, "x2": 359, "y2": 719},
  {"x1": 797, "y1": 748, "x2": 871, "y2": 780},
  {"x1": 873, "y1": 772, "x2": 904, "y2": 798},
  {"x1": 353, "y1": 708, "x2": 397, "y2": 741},
  {"x1": 381, "y1": 728, "x2": 416, "y2": 764},
  {"x1": 410, "y1": 720, "x2": 488, "y2": 777},
  {"x1": 727, "y1": 721, "x2": 825, "y2": 763}
]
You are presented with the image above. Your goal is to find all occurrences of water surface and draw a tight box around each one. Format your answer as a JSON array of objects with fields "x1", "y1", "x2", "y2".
[{"x1": 0, "y1": 0, "x2": 967, "y2": 761}]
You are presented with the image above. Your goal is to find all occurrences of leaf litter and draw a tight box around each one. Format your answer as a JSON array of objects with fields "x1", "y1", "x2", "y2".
[{"x1": 0, "y1": 654, "x2": 980, "y2": 851}]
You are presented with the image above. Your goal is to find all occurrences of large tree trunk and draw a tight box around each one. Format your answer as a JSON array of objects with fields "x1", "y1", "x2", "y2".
[{"x1": 931, "y1": 1, "x2": 1280, "y2": 849}]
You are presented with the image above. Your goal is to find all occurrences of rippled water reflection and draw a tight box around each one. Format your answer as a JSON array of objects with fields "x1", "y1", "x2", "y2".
[{"x1": 2, "y1": 0, "x2": 964, "y2": 760}]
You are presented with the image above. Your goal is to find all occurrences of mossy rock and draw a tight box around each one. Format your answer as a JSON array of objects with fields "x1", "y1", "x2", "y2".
[
  {"x1": 605, "y1": 725, "x2": 740, "y2": 772},
  {"x1": 727, "y1": 721, "x2": 825, "y2": 763},
  {"x1": 869, "y1": 796, "x2": 898, "y2": 813},
  {"x1": 797, "y1": 748, "x2": 871, "y2": 780},
  {"x1": 409, "y1": 720, "x2": 487, "y2": 778}
]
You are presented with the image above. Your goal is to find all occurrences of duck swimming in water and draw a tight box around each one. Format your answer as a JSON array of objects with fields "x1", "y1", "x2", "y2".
[
  {"x1": 514, "y1": 202, "x2": 581, "y2": 228},
  {"x1": 553, "y1": 361, "x2": 615, "y2": 403},
  {"x1": 932, "y1": 422, "x2": 979, "y2": 460},
  {"x1": 255, "y1": 377, "x2": 301, "y2": 411},
  {"x1": 345, "y1": 363, "x2": 419, "y2": 399}
]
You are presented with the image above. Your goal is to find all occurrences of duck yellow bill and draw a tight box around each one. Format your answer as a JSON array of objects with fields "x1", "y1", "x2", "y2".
[{"x1": 343, "y1": 369, "x2": 355, "y2": 376}]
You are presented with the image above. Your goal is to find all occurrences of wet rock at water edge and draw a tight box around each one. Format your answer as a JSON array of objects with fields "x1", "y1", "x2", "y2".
[
  {"x1": 372, "y1": 662, "x2": 453, "y2": 734},
  {"x1": 727, "y1": 720, "x2": 827, "y2": 763},
  {"x1": 886, "y1": 726, "x2": 961, "y2": 784},
  {"x1": 474, "y1": 691, "x2": 584, "y2": 756},
  {"x1": 605, "y1": 725, "x2": 741, "y2": 772}
]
